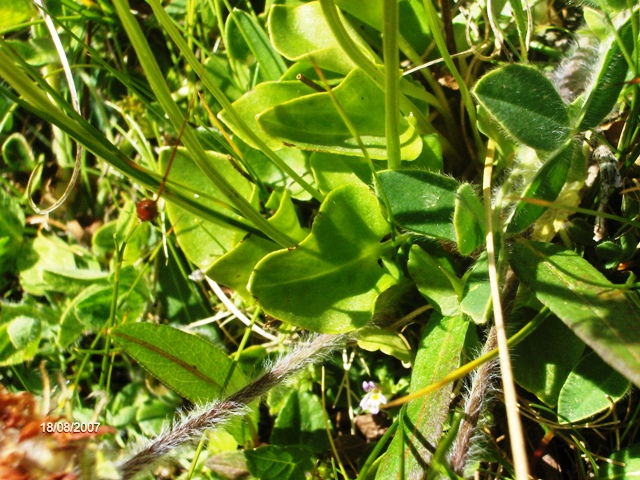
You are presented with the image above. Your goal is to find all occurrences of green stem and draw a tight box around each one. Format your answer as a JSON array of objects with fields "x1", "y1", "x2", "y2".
[
  {"x1": 112, "y1": 0, "x2": 296, "y2": 247},
  {"x1": 357, "y1": 419, "x2": 399, "y2": 479},
  {"x1": 421, "y1": 0, "x2": 484, "y2": 156},
  {"x1": 319, "y1": 0, "x2": 436, "y2": 136},
  {"x1": 383, "y1": 0, "x2": 401, "y2": 170}
]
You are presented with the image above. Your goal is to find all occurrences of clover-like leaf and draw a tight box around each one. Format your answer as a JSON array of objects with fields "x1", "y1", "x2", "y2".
[{"x1": 473, "y1": 64, "x2": 570, "y2": 151}]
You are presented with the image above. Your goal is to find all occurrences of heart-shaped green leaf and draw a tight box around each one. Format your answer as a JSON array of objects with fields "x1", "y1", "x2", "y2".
[
  {"x1": 249, "y1": 183, "x2": 396, "y2": 333},
  {"x1": 510, "y1": 239, "x2": 640, "y2": 388},
  {"x1": 473, "y1": 64, "x2": 570, "y2": 151},
  {"x1": 257, "y1": 68, "x2": 423, "y2": 160}
]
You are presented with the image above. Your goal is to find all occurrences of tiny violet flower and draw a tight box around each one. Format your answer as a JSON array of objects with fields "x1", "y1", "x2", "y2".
[{"x1": 360, "y1": 381, "x2": 387, "y2": 415}]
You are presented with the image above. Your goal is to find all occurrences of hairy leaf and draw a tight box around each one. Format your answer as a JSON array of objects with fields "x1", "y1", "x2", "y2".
[
  {"x1": 511, "y1": 239, "x2": 640, "y2": 388},
  {"x1": 112, "y1": 323, "x2": 247, "y2": 403},
  {"x1": 473, "y1": 64, "x2": 570, "y2": 151},
  {"x1": 375, "y1": 314, "x2": 468, "y2": 478}
]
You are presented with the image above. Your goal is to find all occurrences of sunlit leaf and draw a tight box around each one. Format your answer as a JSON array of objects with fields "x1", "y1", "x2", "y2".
[
  {"x1": 249, "y1": 183, "x2": 396, "y2": 333},
  {"x1": 257, "y1": 69, "x2": 422, "y2": 160},
  {"x1": 112, "y1": 323, "x2": 247, "y2": 403},
  {"x1": 375, "y1": 314, "x2": 468, "y2": 478}
]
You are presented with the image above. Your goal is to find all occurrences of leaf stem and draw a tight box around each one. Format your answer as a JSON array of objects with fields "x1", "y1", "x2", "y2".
[
  {"x1": 421, "y1": 0, "x2": 484, "y2": 157},
  {"x1": 383, "y1": 0, "x2": 401, "y2": 170}
]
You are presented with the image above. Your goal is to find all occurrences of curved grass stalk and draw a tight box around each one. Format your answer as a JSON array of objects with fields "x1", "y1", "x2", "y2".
[
  {"x1": 144, "y1": 0, "x2": 323, "y2": 204},
  {"x1": 112, "y1": 0, "x2": 296, "y2": 248},
  {"x1": 383, "y1": 307, "x2": 549, "y2": 409},
  {"x1": 30, "y1": 0, "x2": 83, "y2": 215}
]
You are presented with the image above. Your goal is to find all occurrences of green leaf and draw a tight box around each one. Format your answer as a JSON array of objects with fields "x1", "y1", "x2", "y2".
[
  {"x1": 249, "y1": 183, "x2": 396, "y2": 333},
  {"x1": 271, "y1": 391, "x2": 329, "y2": 452},
  {"x1": 160, "y1": 148, "x2": 254, "y2": 271},
  {"x1": 17, "y1": 234, "x2": 78, "y2": 296},
  {"x1": 219, "y1": 81, "x2": 317, "y2": 151},
  {"x1": 473, "y1": 64, "x2": 571, "y2": 151},
  {"x1": 599, "y1": 443, "x2": 640, "y2": 479},
  {"x1": 578, "y1": 16, "x2": 634, "y2": 131},
  {"x1": 511, "y1": 309, "x2": 585, "y2": 407},
  {"x1": 0, "y1": 188, "x2": 24, "y2": 275},
  {"x1": 310, "y1": 151, "x2": 371, "y2": 194},
  {"x1": 375, "y1": 314, "x2": 468, "y2": 479},
  {"x1": 208, "y1": 189, "x2": 308, "y2": 298},
  {"x1": 454, "y1": 183, "x2": 485, "y2": 255},
  {"x1": 112, "y1": 323, "x2": 247, "y2": 403},
  {"x1": 225, "y1": 8, "x2": 287, "y2": 83},
  {"x1": 506, "y1": 141, "x2": 581, "y2": 233},
  {"x1": 0, "y1": 305, "x2": 42, "y2": 366},
  {"x1": 460, "y1": 251, "x2": 492, "y2": 324},
  {"x1": 357, "y1": 326, "x2": 413, "y2": 365},
  {"x1": 268, "y1": 1, "x2": 362, "y2": 74},
  {"x1": 257, "y1": 68, "x2": 423, "y2": 160},
  {"x1": 408, "y1": 244, "x2": 461, "y2": 317},
  {"x1": 245, "y1": 445, "x2": 314, "y2": 480},
  {"x1": 510, "y1": 239, "x2": 640, "y2": 388},
  {"x1": 377, "y1": 169, "x2": 459, "y2": 241},
  {"x1": 0, "y1": 0, "x2": 36, "y2": 33},
  {"x1": 558, "y1": 351, "x2": 630, "y2": 423}
]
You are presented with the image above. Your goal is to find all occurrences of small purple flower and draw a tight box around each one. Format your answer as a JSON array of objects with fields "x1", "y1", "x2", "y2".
[{"x1": 360, "y1": 381, "x2": 387, "y2": 414}]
